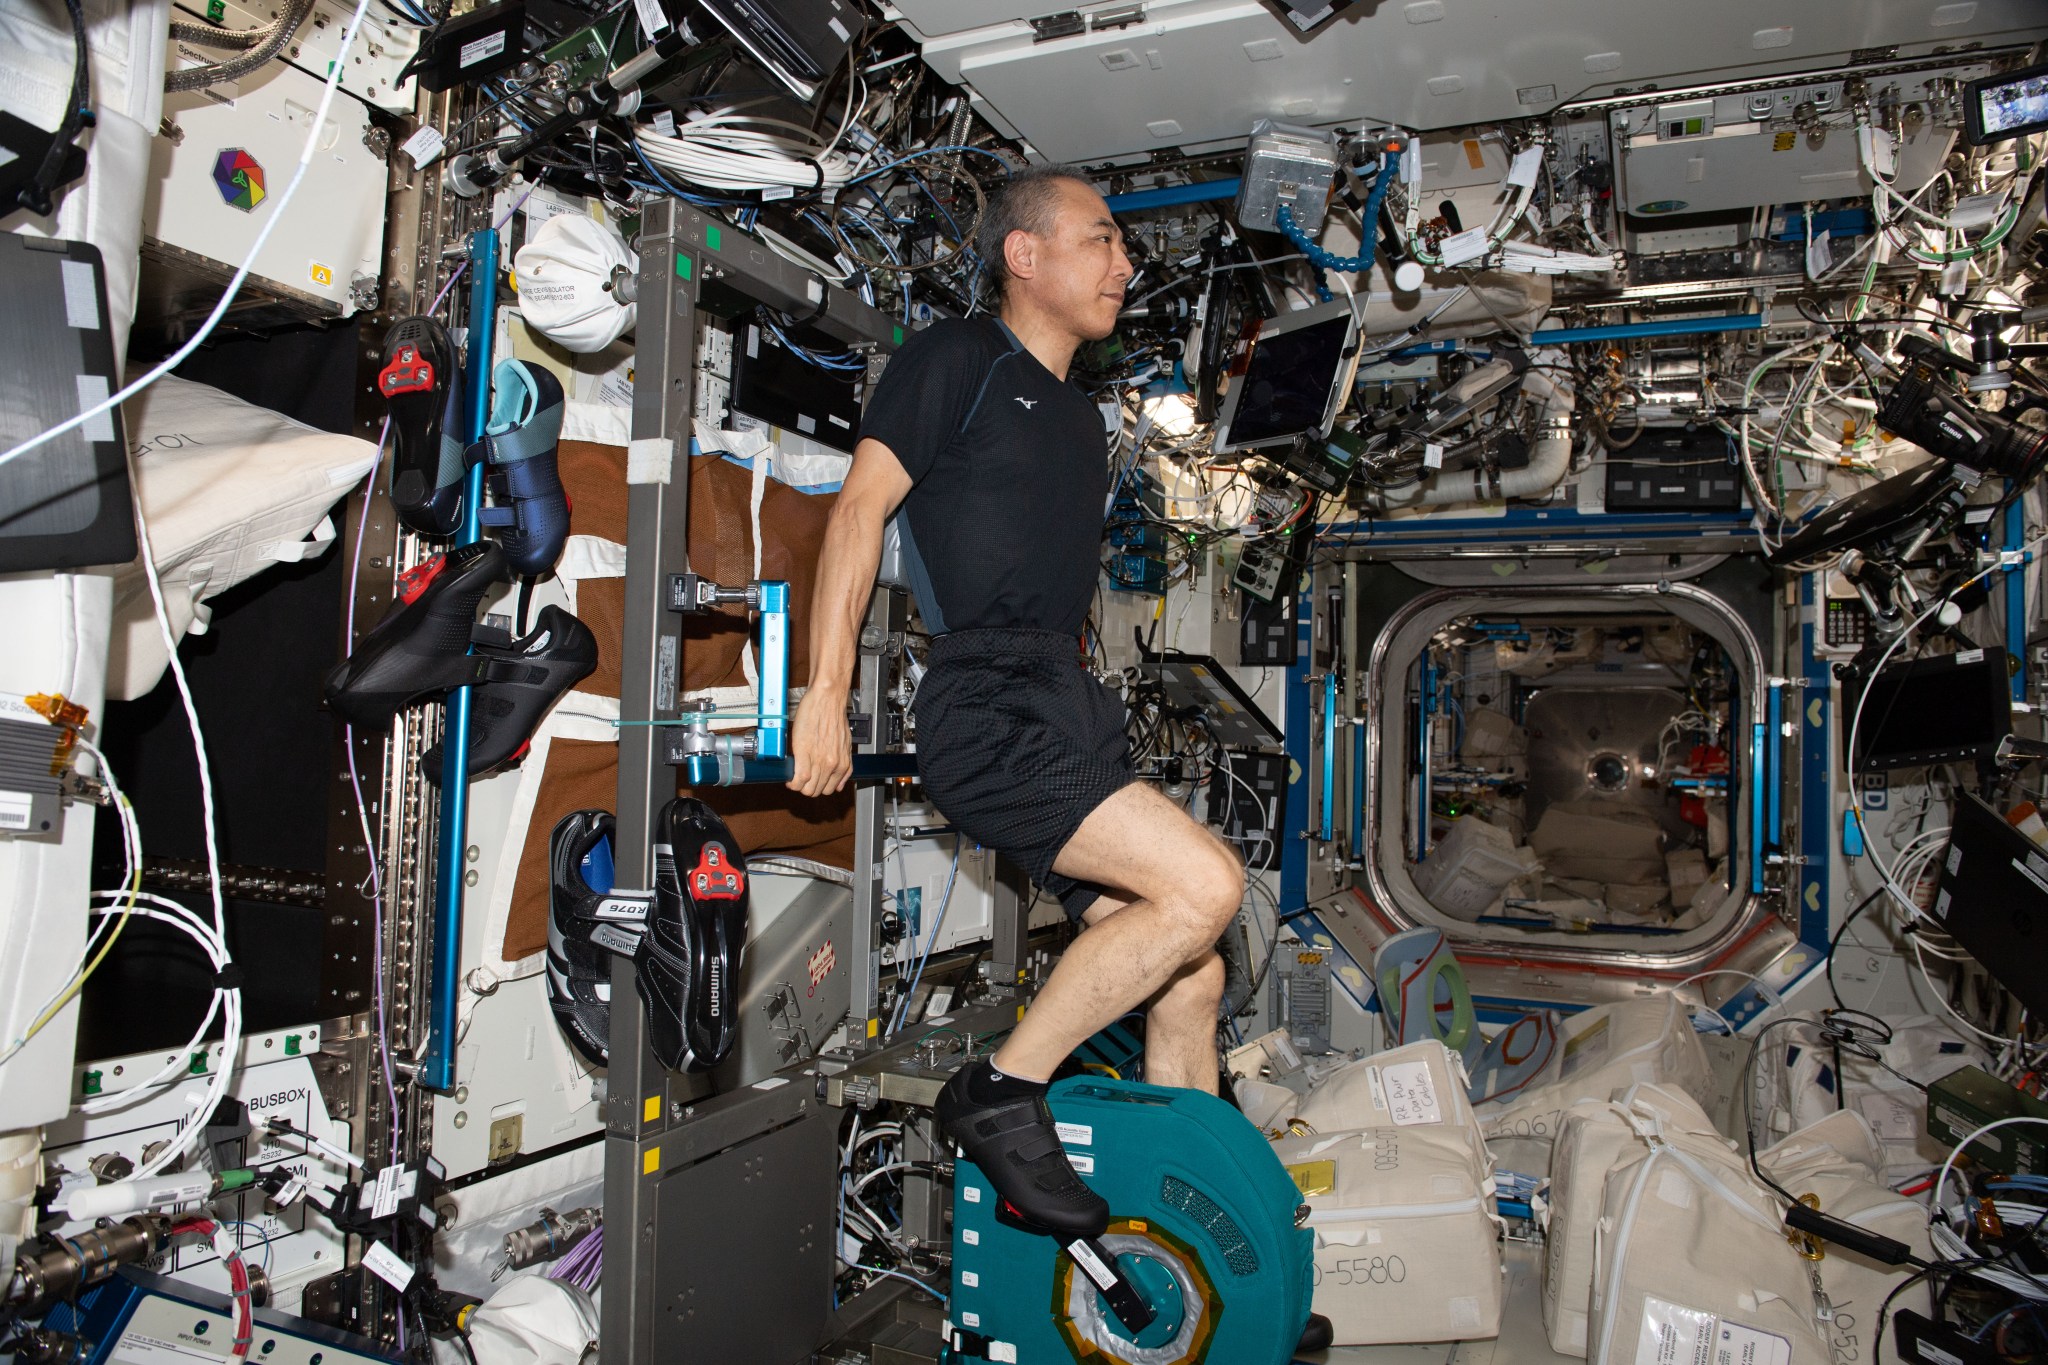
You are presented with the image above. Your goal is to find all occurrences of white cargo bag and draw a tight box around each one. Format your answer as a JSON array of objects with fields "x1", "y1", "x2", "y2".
[
  {"x1": 109, "y1": 375, "x2": 379, "y2": 700},
  {"x1": 1756, "y1": 1015, "x2": 1986, "y2": 1181},
  {"x1": 1478, "y1": 990, "x2": 1713, "y2": 1174},
  {"x1": 1295, "y1": 1039, "x2": 1476, "y2": 1135},
  {"x1": 1588, "y1": 1116, "x2": 1831, "y2": 1365},
  {"x1": 1759, "y1": 1110, "x2": 1936, "y2": 1344},
  {"x1": 1269, "y1": 1047, "x2": 1499, "y2": 1342},
  {"x1": 1541, "y1": 1083, "x2": 1725, "y2": 1357}
]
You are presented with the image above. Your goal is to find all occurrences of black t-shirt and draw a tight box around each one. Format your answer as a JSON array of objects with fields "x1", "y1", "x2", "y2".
[{"x1": 858, "y1": 316, "x2": 1107, "y2": 637}]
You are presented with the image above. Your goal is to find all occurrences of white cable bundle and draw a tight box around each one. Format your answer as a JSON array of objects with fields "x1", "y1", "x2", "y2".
[{"x1": 637, "y1": 108, "x2": 857, "y2": 193}]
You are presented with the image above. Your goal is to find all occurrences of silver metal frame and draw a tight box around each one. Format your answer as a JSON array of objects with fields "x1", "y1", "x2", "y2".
[{"x1": 602, "y1": 199, "x2": 914, "y2": 1365}]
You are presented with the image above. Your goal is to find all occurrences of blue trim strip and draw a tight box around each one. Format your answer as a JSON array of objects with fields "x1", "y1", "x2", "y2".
[
  {"x1": 1768, "y1": 682, "x2": 1783, "y2": 848},
  {"x1": 1749, "y1": 721, "x2": 1766, "y2": 895},
  {"x1": 1529, "y1": 314, "x2": 1761, "y2": 346},
  {"x1": 1797, "y1": 574, "x2": 1834, "y2": 956},
  {"x1": 1104, "y1": 178, "x2": 1241, "y2": 214}
]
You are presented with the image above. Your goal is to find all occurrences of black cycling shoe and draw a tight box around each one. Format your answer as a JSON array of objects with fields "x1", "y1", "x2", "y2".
[
  {"x1": 548, "y1": 810, "x2": 628, "y2": 979},
  {"x1": 422, "y1": 605, "x2": 599, "y2": 784},
  {"x1": 323, "y1": 541, "x2": 511, "y2": 726},
  {"x1": 1296, "y1": 1311, "x2": 1335, "y2": 1354},
  {"x1": 544, "y1": 955, "x2": 612, "y2": 1068},
  {"x1": 633, "y1": 798, "x2": 749, "y2": 1073},
  {"x1": 378, "y1": 316, "x2": 470, "y2": 537},
  {"x1": 936, "y1": 1062, "x2": 1110, "y2": 1241}
]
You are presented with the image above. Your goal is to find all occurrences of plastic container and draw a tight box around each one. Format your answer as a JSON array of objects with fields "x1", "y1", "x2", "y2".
[{"x1": 1411, "y1": 818, "x2": 1539, "y2": 920}]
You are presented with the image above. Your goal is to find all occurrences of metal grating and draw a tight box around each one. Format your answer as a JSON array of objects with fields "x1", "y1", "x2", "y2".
[{"x1": 1160, "y1": 1176, "x2": 1257, "y2": 1276}]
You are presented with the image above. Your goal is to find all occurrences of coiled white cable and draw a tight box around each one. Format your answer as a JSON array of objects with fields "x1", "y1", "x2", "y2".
[{"x1": 637, "y1": 109, "x2": 857, "y2": 193}]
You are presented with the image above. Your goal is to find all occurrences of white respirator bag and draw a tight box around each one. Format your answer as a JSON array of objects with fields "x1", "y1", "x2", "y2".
[{"x1": 514, "y1": 214, "x2": 637, "y2": 353}]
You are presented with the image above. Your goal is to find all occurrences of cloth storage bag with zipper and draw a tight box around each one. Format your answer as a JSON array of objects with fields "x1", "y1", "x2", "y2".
[
  {"x1": 1478, "y1": 990, "x2": 1713, "y2": 1176},
  {"x1": 1542, "y1": 1082, "x2": 1725, "y2": 1357},
  {"x1": 1758, "y1": 1109, "x2": 1936, "y2": 1343},
  {"x1": 1294, "y1": 1037, "x2": 1477, "y2": 1135},
  {"x1": 1756, "y1": 1015, "x2": 1987, "y2": 1181},
  {"x1": 1273, "y1": 1041, "x2": 1502, "y2": 1343},
  {"x1": 1587, "y1": 1108, "x2": 1832, "y2": 1365}
]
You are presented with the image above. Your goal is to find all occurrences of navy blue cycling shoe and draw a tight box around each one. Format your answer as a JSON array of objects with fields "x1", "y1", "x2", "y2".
[{"x1": 475, "y1": 359, "x2": 570, "y2": 578}]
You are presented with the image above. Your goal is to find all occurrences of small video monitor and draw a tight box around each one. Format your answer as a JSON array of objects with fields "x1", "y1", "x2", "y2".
[
  {"x1": 1933, "y1": 794, "x2": 2048, "y2": 1018},
  {"x1": 1964, "y1": 60, "x2": 2048, "y2": 146},
  {"x1": 1212, "y1": 298, "x2": 1360, "y2": 456},
  {"x1": 1848, "y1": 647, "x2": 2012, "y2": 772}
]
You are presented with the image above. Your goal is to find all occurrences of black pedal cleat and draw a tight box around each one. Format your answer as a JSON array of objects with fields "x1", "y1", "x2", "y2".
[{"x1": 936, "y1": 1062, "x2": 1110, "y2": 1242}]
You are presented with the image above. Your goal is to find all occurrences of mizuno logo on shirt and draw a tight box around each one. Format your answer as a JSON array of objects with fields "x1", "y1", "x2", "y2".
[{"x1": 1015, "y1": 397, "x2": 1037, "y2": 409}]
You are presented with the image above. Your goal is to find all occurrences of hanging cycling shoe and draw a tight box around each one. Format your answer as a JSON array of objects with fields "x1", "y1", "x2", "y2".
[
  {"x1": 421, "y1": 605, "x2": 598, "y2": 784},
  {"x1": 545, "y1": 956, "x2": 612, "y2": 1068},
  {"x1": 548, "y1": 810, "x2": 628, "y2": 979},
  {"x1": 474, "y1": 359, "x2": 570, "y2": 579},
  {"x1": 378, "y1": 316, "x2": 471, "y2": 538},
  {"x1": 634, "y1": 797, "x2": 750, "y2": 1073},
  {"x1": 323, "y1": 541, "x2": 511, "y2": 727}
]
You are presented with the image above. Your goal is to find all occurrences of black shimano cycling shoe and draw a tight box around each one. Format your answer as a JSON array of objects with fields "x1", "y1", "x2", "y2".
[
  {"x1": 378, "y1": 316, "x2": 470, "y2": 537},
  {"x1": 323, "y1": 541, "x2": 510, "y2": 726},
  {"x1": 634, "y1": 798, "x2": 750, "y2": 1073},
  {"x1": 422, "y1": 605, "x2": 599, "y2": 784}
]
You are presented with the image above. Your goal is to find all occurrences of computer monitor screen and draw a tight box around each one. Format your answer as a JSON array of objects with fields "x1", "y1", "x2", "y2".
[
  {"x1": 1933, "y1": 794, "x2": 2048, "y2": 1018},
  {"x1": 1964, "y1": 60, "x2": 2048, "y2": 146},
  {"x1": 1849, "y1": 647, "x2": 2012, "y2": 771},
  {"x1": 1213, "y1": 299, "x2": 1358, "y2": 454}
]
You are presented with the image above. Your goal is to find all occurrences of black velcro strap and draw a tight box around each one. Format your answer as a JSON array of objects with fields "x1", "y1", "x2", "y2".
[{"x1": 215, "y1": 964, "x2": 247, "y2": 991}]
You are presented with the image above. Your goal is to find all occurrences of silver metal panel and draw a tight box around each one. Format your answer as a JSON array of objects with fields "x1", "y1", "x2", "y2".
[
  {"x1": 648, "y1": 1083, "x2": 837, "y2": 1365},
  {"x1": 1611, "y1": 62, "x2": 1982, "y2": 216},
  {"x1": 1522, "y1": 687, "x2": 1694, "y2": 843},
  {"x1": 712, "y1": 881, "x2": 854, "y2": 1087},
  {"x1": 911, "y1": 0, "x2": 2048, "y2": 162}
]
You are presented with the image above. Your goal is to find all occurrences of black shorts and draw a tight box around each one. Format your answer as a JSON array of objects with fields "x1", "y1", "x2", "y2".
[{"x1": 913, "y1": 628, "x2": 1134, "y2": 921}]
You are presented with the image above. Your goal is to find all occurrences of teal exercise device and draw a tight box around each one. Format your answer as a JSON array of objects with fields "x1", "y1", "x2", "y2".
[{"x1": 947, "y1": 1076, "x2": 1313, "y2": 1365}]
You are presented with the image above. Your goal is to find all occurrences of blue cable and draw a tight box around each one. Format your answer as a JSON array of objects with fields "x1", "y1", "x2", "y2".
[
  {"x1": 888, "y1": 837, "x2": 961, "y2": 1036},
  {"x1": 849, "y1": 145, "x2": 1010, "y2": 187},
  {"x1": 1275, "y1": 164, "x2": 1391, "y2": 274}
]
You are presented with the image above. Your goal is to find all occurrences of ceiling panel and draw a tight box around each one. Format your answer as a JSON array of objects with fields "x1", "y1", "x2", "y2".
[{"x1": 905, "y1": 0, "x2": 2048, "y2": 162}]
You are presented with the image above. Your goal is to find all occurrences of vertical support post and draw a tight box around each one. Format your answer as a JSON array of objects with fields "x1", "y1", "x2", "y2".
[
  {"x1": 603, "y1": 199, "x2": 702, "y2": 1365},
  {"x1": 847, "y1": 588, "x2": 892, "y2": 1040},
  {"x1": 420, "y1": 227, "x2": 497, "y2": 1093}
]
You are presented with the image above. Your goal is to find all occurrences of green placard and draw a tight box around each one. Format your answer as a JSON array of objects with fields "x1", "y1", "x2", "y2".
[
  {"x1": 892, "y1": 325, "x2": 904, "y2": 346},
  {"x1": 675, "y1": 252, "x2": 693, "y2": 281},
  {"x1": 706, "y1": 225, "x2": 722, "y2": 251}
]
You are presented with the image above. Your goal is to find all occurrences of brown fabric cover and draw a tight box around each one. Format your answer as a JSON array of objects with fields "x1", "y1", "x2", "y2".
[{"x1": 501, "y1": 449, "x2": 854, "y2": 964}]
